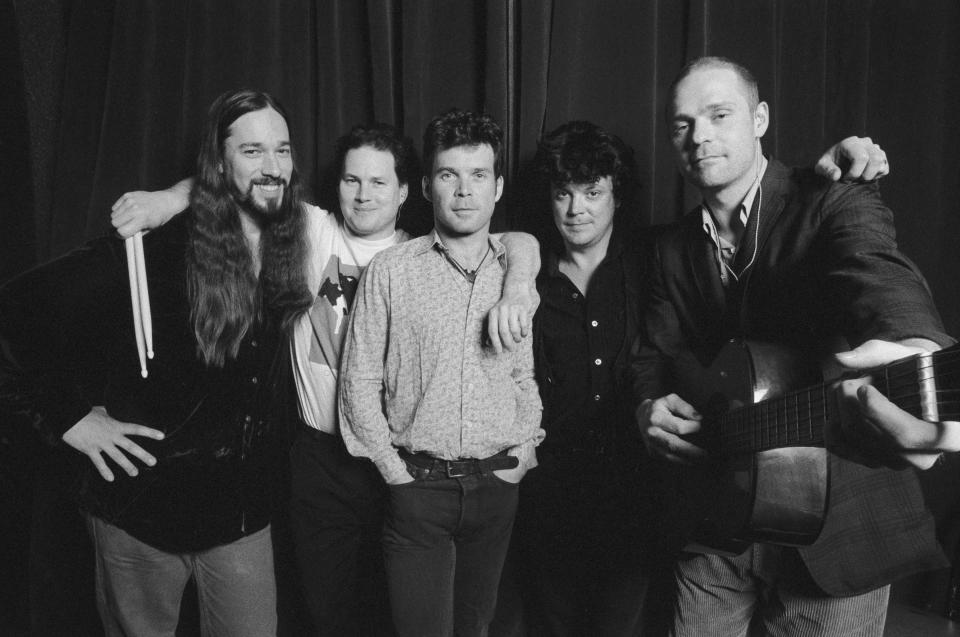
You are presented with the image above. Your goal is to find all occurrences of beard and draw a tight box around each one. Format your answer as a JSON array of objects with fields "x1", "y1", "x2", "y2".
[{"x1": 232, "y1": 176, "x2": 292, "y2": 223}]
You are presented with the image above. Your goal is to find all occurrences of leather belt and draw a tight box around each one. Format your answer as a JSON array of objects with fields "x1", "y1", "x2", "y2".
[{"x1": 399, "y1": 449, "x2": 518, "y2": 480}]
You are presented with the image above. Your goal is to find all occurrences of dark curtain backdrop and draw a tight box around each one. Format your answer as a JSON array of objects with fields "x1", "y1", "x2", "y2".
[
  {"x1": 8, "y1": 0, "x2": 960, "y2": 338},
  {"x1": 4, "y1": 0, "x2": 960, "y2": 626}
]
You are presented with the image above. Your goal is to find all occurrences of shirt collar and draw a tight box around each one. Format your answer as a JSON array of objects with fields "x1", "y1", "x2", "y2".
[
  {"x1": 423, "y1": 229, "x2": 506, "y2": 264},
  {"x1": 700, "y1": 156, "x2": 767, "y2": 250}
]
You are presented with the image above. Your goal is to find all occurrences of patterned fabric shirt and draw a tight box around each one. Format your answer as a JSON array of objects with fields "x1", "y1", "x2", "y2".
[{"x1": 339, "y1": 231, "x2": 544, "y2": 484}]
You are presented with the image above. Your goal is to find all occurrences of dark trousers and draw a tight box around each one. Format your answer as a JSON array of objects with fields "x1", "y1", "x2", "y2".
[
  {"x1": 384, "y1": 471, "x2": 519, "y2": 637},
  {"x1": 513, "y1": 457, "x2": 653, "y2": 637},
  {"x1": 289, "y1": 426, "x2": 393, "y2": 637}
]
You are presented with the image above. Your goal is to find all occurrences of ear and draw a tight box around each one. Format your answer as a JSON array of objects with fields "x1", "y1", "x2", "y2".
[
  {"x1": 754, "y1": 101, "x2": 769, "y2": 138},
  {"x1": 399, "y1": 182, "x2": 409, "y2": 204},
  {"x1": 494, "y1": 175, "x2": 504, "y2": 203},
  {"x1": 421, "y1": 176, "x2": 431, "y2": 202}
]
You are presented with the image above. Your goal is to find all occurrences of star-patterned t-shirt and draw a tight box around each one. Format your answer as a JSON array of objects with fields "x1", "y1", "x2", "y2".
[{"x1": 292, "y1": 205, "x2": 409, "y2": 433}]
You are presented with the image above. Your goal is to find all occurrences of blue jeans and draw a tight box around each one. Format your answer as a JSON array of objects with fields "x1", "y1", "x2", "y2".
[
  {"x1": 87, "y1": 516, "x2": 277, "y2": 637},
  {"x1": 384, "y1": 471, "x2": 519, "y2": 637},
  {"x1": 672, "y1": 546, "x2": 889, "y2": 637}
]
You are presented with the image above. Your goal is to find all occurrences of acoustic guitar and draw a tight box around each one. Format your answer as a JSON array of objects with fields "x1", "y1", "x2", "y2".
[{"x1": 675, "y1": 339, "x2": 960, "y2": 554}]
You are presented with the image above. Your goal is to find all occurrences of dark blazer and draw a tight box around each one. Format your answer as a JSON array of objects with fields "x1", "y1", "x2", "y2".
[
  {"x1": 632, "y1": 158, "x2": 952, "y2": 596},
  {"x1": 0, "y1": 215, "x2": 291, "y2": 552}
]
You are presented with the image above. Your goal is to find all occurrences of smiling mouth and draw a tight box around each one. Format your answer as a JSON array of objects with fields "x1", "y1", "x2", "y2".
[{"x1": 253, "y1": 178, "x2": 285, "y2": 196}]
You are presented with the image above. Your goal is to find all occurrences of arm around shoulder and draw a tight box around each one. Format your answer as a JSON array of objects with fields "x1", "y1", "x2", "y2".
[
  {"x1": 487, "y1": 232, "x2": 541, "y2": 353},
  {"x1": 111, "y1": 177, "x2": 193, "y2": 238}
]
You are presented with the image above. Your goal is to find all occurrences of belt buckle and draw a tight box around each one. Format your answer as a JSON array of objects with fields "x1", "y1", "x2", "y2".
[{"x1": 445, "y1": 460, "x2": 471, "y2": 478}]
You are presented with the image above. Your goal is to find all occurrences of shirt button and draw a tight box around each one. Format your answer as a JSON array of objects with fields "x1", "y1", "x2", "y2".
[
  {"x1": 572, "y1": 292, "x2": 579, "y2": 299},
  {"x1": 250, "y1": 340, "x2": 258, "y2": 348},
  {"x1": 591, "y1": 320, "x2": 598, "y2": 327},
  {"x1": 251, "y1": 376, "x2": 259, "y2": 384},
  {"x1": 244, "y1": 415, "x2": 252, "y2": 424},
  {"x1": 594, "y1": 394, "x2": 601, "y2": 401},
  {"x1": 594, "y1": 358, "x2": 602, "y2": 366}
]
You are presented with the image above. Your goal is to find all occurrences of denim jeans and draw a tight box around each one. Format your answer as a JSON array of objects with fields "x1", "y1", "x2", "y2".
[
  {"x1": 87, "y1": 516, "x2": 277, "y2": 637},
  {"x1": 383, "y1": 471, "x2": 519, "y2": 637}
]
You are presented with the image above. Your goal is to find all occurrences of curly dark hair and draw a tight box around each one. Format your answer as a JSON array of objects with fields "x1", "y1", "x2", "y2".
[
  {"x1": 533, "y1": 120, "x2": 637, "y2": 205},
  {"x1": 421, "y1": 109, "x2": 504, "y2": 178},
  {"x1": 334, "y1": 122, "x2": 419, "y2": 187},
  {"x1": 187, "y1": 89, "x2": 312, "y2": 367}
]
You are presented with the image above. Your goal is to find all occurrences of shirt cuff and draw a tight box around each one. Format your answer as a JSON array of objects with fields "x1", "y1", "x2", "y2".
[{"x1": 374, "y1": 451, "x2": 410, "y2": 485}]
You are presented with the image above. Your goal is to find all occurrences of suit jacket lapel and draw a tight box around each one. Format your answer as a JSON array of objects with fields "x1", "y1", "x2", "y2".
[
  {"x1": 681, "y1": 211, "x2": 726, "y2": 321},
  {"x1": 731, "y1": 158, "x2": 790, "y2": 285}
]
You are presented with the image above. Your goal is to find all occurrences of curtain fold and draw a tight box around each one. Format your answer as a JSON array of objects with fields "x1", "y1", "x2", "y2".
[{"x1": 10, "y1": 0, "x2": 960, "y2": 333}]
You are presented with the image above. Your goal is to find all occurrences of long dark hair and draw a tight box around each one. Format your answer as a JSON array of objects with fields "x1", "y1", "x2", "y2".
[{"x1": 187, "y1": 89, "x2": 312, "y2": 367}]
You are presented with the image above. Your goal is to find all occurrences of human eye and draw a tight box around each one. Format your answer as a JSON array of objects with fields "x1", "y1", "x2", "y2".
[
  {"x1": 342, "y1": 175, "x2": 358, "y2": 184},
  {"x1": 712, "y1": 110, "x2": 731, "y2": 122},
  {"x1": 373, "y1": 179, "x2": 386, "y2": 187},
  {"x1": 277, "y1": 146, "x2": 292, "y2": 156},
  {"x1": 438, "y1": 171, "x2": 454, "y2": 181},
  {"x1": 243, "y1": 148, "x2": 262, "y2": 157},
  {"x1": 671, "y1": 121, "x2": 689, "y2": 137},
  {"x1": 552, "y1": 189, "x2": 568, "y2": 201}
]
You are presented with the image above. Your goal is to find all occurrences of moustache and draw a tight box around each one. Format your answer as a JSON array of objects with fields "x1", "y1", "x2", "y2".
[{"x1": 251, "y1": 177, "x2": 287, "y2": 187}]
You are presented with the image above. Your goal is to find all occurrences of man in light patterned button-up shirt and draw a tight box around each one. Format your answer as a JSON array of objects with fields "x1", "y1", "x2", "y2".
[{"x1": 340, "y1": 109, "x2": 543, "y2": 637}]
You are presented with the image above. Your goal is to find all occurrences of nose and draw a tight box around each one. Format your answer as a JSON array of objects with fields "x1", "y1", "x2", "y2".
[
  {"x1": 455, "y1": 177, "x2": 472, "y2": 197},
  {"x1": 568, "y1": 193, "x2": 585, "y2": 216},
  {"x1": 261, "y1": 152, "x2": 281, "y2": 177},
  {"x1": 690, "y1": 119, "x2": 710, "y2": 146},
  {"x1": 355, "y1": 181, "x2": 369, "y2": 201}
]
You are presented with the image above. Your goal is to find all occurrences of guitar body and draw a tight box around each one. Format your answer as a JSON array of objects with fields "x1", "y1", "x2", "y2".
[{"x1": 678, "y1": 340, "x2": 829, "y2": 552}]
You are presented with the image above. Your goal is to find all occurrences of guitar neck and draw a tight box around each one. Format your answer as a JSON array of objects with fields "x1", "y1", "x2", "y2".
[{"x1": 719, "y1": 345, "x2": 960, "y2": 455}]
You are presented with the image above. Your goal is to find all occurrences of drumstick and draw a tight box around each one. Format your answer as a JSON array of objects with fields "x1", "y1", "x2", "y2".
[
  {"x1": 124, "y1": 236, "x2": 148, "y2": 378},
  {"x1": 132, "y1": 232, "x2": 154, "y2": 359}
]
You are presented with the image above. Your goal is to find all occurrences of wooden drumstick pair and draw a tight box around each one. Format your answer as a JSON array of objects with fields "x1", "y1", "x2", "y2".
[{"x1": 124, "y1": 232, "x2": 153, "y2": 378}]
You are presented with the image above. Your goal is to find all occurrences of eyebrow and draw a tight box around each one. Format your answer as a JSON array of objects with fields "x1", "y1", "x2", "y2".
[
  {"x1": 706, "y1": 101, "x2": 737, "y2": 111},
  {"x1": 237, "y1": 141, "x2": 291, "y2": 149},
  {"x1": 435, "y1": 165, "x2": 491, "y2": 175}
]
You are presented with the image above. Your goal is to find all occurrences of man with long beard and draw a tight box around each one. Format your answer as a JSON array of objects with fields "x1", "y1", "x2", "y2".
[{"x1": 0, "y1": 89, "x2": 312, "y2": 636}]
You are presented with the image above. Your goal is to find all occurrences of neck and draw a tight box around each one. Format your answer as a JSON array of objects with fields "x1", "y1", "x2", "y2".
[
  {"x1": 559, "y1": 231, "x2": 612, "y2": 296},
  {"x1": 436, "y1": 227, "x2": 491, "y2": 268},
  {"x1": 562, "y1": 230, "x2": 611, "y2": 272},
  {"x1": 702, "y1": 155, "x2": 766, "y2": 238}
]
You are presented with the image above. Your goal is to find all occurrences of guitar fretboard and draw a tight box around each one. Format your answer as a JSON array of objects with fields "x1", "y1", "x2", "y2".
[{"x1": 718, "y1": 346, "x2": 960, "y2": 455}]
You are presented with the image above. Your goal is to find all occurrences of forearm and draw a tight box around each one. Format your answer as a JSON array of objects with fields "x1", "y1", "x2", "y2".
[
  {"x1": 509, "y1": 345, "x2": 544, "y2": 471},
  {"x1": 822, "y1": 184, "x2": 952, "y2": 348},
  {"x1": 337, "y1": 259, "x2": 408, "y2": 482},
  {"x1": 338, "y1": 377, "x2": 408, "y2": 482},
  {"x1": 497, "y1": 232, "x2": 540, "y2": 297}
]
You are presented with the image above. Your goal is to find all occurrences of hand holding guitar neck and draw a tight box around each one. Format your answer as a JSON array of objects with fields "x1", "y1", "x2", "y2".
[{"x1": 836, "y1": 338, "x2": 960, "y2": 469}]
